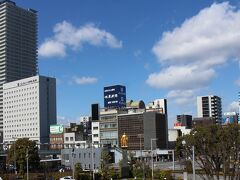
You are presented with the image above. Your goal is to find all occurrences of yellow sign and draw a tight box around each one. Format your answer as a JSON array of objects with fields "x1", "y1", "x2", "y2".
[{"x1": 121, "y1": 133, "x2": 128, "y2": 148}]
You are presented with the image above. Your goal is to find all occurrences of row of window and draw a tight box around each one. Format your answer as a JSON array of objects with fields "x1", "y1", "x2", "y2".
[
  {"x1": 4, "y1": 127, "x2": 38, "y2": 132},
  {"x1": 50, "y1": 137, "x2": 63, "y2": 141},
  {"x1": 4, "y1": 117, "x2": 38, "y2": 122},
  {"x1": 64, "y1": 152, "x2": 96, "y2": 159},
  {"x1": 4, "y1": 123, "x2": 38, "y2": 128},
  {"x1": 5, "y1": 112, "x2": 38, "y2": 118},
  {"x1": 100, "y1": 123, "x2": 117, "y2": 129},
  {"x1": 65, "y1": 137, "x2": 74, "y2": 141},
  {"x1": 4, "y1": 96, "x2": 38, "y2": 103},
  {"x1": 4, "y1": 107, "x2": 38, "y2": 112},
  {"x1": 4, "y1": 133, "x2": 38, "y2": 138},
  {"x1": 4, "y1": 86, "x2": 37, "y2": 95}
]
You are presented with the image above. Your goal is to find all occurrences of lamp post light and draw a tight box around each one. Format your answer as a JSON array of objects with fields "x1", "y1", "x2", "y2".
[
  {"x1": 88, "y1": 134, "x2": 95, "y2": 180},
  {"x1": 13, "y1": 137, "x2": 17, "y2": 175},
  {"x1": 91, "y1": 142, "x2": 95, "y2": 180},
  {"x1": 26, "y1": 148, "x2": 29, "y2": 180},
  {"x1": 71, "y1": 147, "x2": 75, "y2": 179},
  {"x1": 151, "y1": 138, "x2": 157, "y2": 180},
  {"x1": 138, "y1": 134, "x2": 144, "y2": 180},
  {"x1": 172, "y1": 150, "x2": 175, "y2": 171},
  {"x1": 182, "y1": 140, "x2": 195, "y2": 180}
]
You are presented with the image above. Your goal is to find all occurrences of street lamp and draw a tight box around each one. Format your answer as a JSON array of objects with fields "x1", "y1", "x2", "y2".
[
  {"x1": 172, "y1": 150, "x2": 175, "y2": 171},
  {"x1": 88, "y1": 134, "x2": 95, "y2": 180},
  {"x1": 182, "y1": 140, "x2": 195, "y2": 180},
  {"x1": 71, "y1": 147, "x2": 75, "y2": 179},
  {"x1": 151, "y1": 138, "x2": 157, "y2": 180},
  {"x1": 138, "y1": 134, "x2": 144, "y2": 180},
  {"x1": 12, "y1": 137, "x2": 17, "y2": 175},
  {"x1": 26, "y1": 147, "x2": 29, "y2": 180}
]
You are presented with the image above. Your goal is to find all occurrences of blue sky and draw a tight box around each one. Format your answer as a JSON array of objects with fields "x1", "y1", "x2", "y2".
[{"x1": 16, "y1": 0, "x2": 240, "y2": 127}]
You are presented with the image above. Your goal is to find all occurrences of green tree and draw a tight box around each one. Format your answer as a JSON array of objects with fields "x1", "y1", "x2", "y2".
[
  {"x1": 132, "y1": 160, "x2": 151, "y2": 178},
  {"x1": 74, "y1": 162, "x2": 83, "y2": 180},
  {"x1": 176, "y1": 124, "x2": 240, "y2": 180},
  {"x1": 7, "y1": 138, "x2": 40, "y2": 175},
  {"x1": 100, "y1": 150, "x2": 112, "y2": 180}
]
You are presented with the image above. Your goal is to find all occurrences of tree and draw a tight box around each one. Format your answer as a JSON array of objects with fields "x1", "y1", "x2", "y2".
[
  {"x1": 132, "y1": 160, "x2": 151, "y2": 178},
  {"x1": 7, "y1": 138, "x2": 40, "y2": 175},
  {"x1": 100, "y1": 150, "x2": 112, "y2": 180},
  {"x1": 74, "y1": 162, "x2": 83, "y2": 180},
  {"x1": 176, "y1": 124, "x2": 240, "y2": 180}
]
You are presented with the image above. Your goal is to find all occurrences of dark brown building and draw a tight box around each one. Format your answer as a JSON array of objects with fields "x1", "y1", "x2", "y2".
[
  {"x1": 118, "y1": 113, "x2": 144, "y2": 150},
  {"x1": 118, "y1": 111, "x2": 167, "y2": 150}
]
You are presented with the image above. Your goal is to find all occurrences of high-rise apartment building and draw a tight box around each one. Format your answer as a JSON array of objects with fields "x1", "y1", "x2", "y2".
[
  {"x1": 3, "y1": 76, "x2": 56, "y2": 144},
  {"x1": 197, "y1": 95, "x2": 222, "y2": 124},
  {"x1": 0, "y1": 0, "x2": 38, "y2": 137}
]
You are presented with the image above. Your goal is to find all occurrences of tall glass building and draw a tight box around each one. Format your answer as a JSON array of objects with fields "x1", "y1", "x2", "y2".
[{"x1": 0, "y1": 0, "x2": 38, "y2": 139}]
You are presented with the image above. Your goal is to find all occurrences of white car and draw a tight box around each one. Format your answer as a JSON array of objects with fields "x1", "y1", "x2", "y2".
[{"x1": 59, "y1": 176, "x2": 75, "y2": 180}]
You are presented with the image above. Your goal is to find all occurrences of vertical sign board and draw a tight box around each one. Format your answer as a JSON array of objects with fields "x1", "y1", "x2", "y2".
[{"x1": 91, "y1": 104, "x2": 99, "y2": 121}]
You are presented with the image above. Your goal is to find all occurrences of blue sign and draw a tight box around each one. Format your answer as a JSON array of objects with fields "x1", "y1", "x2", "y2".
[{"x1": 104, "y1": 85, "x2": 126, "y2": 108}]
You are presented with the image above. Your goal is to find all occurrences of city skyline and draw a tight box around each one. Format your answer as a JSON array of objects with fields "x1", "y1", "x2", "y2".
[{"x1": 15, "y1": 0, "x2": 240, "y2": 127}]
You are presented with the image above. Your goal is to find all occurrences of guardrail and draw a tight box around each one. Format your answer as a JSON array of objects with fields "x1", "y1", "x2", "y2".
[{"x1": 0, "y1": 149, "x2": 61, "y2": 156}]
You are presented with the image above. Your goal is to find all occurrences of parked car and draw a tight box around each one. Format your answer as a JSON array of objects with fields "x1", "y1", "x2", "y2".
[{"x1": 59, "y1": 176, "x2": 75, "y2": 180}]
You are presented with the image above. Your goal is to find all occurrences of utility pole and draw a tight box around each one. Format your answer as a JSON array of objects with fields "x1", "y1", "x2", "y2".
[
  {"x1": 13, "y1": 137, "x2": 17, "y2": 175},
  {"x1": 26, "y1": 148, "x2": 29, "y2": 180},
  {"x1": 172, "y1": 150, "x2": 175, "y2": 171},
  {"x1": 138, "y1": 134, "x2": 144, "y2": 180},
  {"x1": 72, "y1": 147, "x2": 75, "y2": 179},
  {"x1": 91, "y1": 142, "x2": 95, "y2": 180},
  {"x1": 151, "y1": 138, "x2": 157, "y2": 180},
  {"x1": 192, "y1": 146, "x2": 195, "y2": 180}
]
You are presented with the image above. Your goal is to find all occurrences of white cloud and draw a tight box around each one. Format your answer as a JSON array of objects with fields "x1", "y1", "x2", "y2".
[
  {"x1": 227, "y1": 101, "x2": 239, "y2": 112},
  {"x1": 167, "y1": 90, "x2": 196, "y2": 105},
  {"x1": 147, "y1": 2, "x2": 240, "y2": 107},
  {"x1": 39, "y1": 40, "x2": 66, "y2": 58},
  {"x1": 39, "y1": 21, "x2": 122, "y2": 58},
  {"x1": 147, "y1": 65, "x2": 215, "y2": 89},
  {"x1": 72, "y1": 76, "x2": 98, "y2": 85},
  {"x1": 152, "y1": 2, "x2": 240, "y2": 66}
]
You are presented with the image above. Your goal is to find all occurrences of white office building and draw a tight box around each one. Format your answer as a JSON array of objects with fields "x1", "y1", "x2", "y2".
[
  {"x1": 3, "y1": 76, "x2": 56, "y2": 144},
  {"x1": 197, "y1": 95, "x2": 222, "y2": 124},
  {"x1": 91, "y1": 121, "x2": 100, "y2": 147}
]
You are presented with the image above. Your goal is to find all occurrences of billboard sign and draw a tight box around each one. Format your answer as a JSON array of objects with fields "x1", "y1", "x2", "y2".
[
  {"x1": 104, "y1": 85, "x2": 126, "y2": 108},
  {"x1": 50, "y1": 124, "x2": 64, "y2": 134}
]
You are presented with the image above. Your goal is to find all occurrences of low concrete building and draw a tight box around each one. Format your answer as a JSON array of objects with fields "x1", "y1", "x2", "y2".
[{"x1": 61, "y1": 147, "x2": 102, "y2": 171}]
